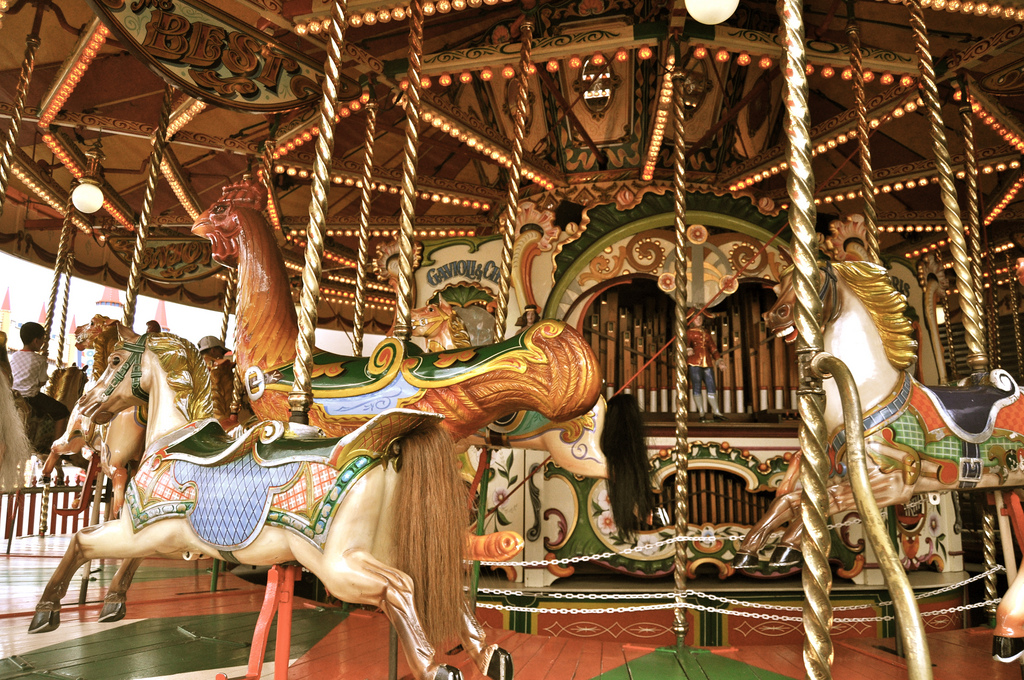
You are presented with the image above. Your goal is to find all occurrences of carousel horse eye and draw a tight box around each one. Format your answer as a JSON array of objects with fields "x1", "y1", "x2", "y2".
[
  {"x1": 212, "y1": 204, "x2": 227, "y2": 214},
  {"x1": 110, "y1": 356, "x2": 121, "y2": 366}
]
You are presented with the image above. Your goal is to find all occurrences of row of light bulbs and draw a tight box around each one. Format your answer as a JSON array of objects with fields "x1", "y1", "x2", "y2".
[
  {"x1": 294, "y1": 0, "x2": 514, "y2": 33},
  {"x1": 288, "y1": 227, "x2": 476, "y2": 239},
  {"x1": 40, "y1": 132, "x2": 133, "y2": 229},
  {"x1": 39, "y1": 24, "x2": 110, "y2": 127},
  {"x1": 272, "y1": 94, "x2": 371, "y2": 160},
  {"x1": 985, "y1": 174, "x2": 1024, "y2": 226},
  {"x1": 884, "y1": 0, "x2": 1024, "y2": 20},
  {"x1": 11, "y1": 163, "x2": 91, "y2": 233},
  {"x1": 912, "y1": 240, "x2": 1016, "y2": 261},
  {"x1": 272, "y1": 163, "x2": 491, "y2": 210},
  {"x1": 642, "y1": 54, "x2": 677, "y2": 181}
]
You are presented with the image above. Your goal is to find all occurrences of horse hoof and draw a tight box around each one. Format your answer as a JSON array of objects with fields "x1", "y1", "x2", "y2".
[
  {"x1": 28, "y1": 609, "x2": 60, "y2": 634},
  {"x1": 486, "y1": 647, "x2": 513, "y2": 680},
  {"x1": 993, "y1": 635, "x2": 1024, "y2": 662},
  {"x1": 733, "y1": 552, "x2": 760, "y2": 570},
  {"x1": 433, "y1": 665, "x2": 463, "y2": 680},
  {"x1": 769, "y1": 546, "x2": 802, "y2": 569},
  {"x1": 98, "y1": 599, "x2": 126, "y2": 623}
]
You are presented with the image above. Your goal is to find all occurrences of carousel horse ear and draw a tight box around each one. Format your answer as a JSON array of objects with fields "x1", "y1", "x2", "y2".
[
  {"x1": 115, "y1": 323, "x2": 141, "y2": 344},
  {"x1": 438, "y1": 296, "x2": 453, "y2": 314}
]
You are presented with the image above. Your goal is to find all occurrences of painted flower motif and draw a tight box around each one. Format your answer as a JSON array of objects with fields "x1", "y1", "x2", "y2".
[
  {"x1": 596, "y1": 488, "x2": 611, "y2": 511},
  {"x1": 927, "y1": 512, "x2": 942, "y2": 537},
  {"x1": 636, "y1": 533, "x2": 660, "y2": 556},
  {"x1": 491, "y1": 486, "x2": 510, "y2": 508},
  {"x1": 596, "y1": 510, "x2": 617, "y2": 536}
]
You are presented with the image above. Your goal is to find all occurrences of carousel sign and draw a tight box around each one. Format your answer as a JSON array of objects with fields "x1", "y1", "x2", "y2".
[
  {"x1": 108, "y1": 236, "x2": 218, "y2": 281},
  {"x1": 83, "y1": 0, "x2": 356, "y2": 112}
]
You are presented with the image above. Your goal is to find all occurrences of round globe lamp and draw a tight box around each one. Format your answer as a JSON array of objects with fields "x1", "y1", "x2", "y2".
[
  {"x1": 71, "y1": 179, "x2": 104, "y2": 214},
  {"x1": 685, "y1": 0, "x2": 739, "y2": 25}
]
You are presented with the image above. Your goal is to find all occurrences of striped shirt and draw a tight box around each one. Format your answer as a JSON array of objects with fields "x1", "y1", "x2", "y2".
[{"x1": 9, "y1": 350, "x2": 47, "y2": 397}]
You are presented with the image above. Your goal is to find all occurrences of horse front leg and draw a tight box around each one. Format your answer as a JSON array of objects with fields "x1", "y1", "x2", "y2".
[
  {"x1": 458, "y1": 600, "x2": 512, "y2": 680},
  {"x1": 29, "y1": 526, "x2": 93, "y2": 632},
  {"x1": 734, "y1": 490, "x2": 801, "y2": 569},
  {"x1": 98, "y1": 557, "x2": 144, "y2": 622}
]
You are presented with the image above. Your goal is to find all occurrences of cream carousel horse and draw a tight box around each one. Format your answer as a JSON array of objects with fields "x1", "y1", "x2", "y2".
[
  {"x1": 730, "y1": 260, "x2": 1024, "y2": 661},
  {"x1": 411, "y1": 298, "x2": 655, "y2": 537},
  {"x1": 0, "y1": 332, "x2": 30, "y2": 491},
  {"x1": 29, "y1": 332, "x2": 513, "y2": 680}
]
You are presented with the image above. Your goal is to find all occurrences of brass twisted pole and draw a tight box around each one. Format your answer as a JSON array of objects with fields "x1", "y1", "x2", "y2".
[
  {"x1": 54, "y1": 254, "x2": 73, "y2": 369},
  {"x1": 493, "y1": 21, "x2": 533, "y2": 339},
  {"x1": 984, "y1": 505, "x2": 998, "y2": 615},
  {"x1": 845, "y1": 5, "x2": 879, "y2": 265},
  {"x1": 393, "y1": 0, "x2": 424, "y2": 342},
  {"x1": 42, "y1": 206, "x2": 76, "y2": 360},
  {"x1": 220, "y1": 270, "x2": 236, "y2": 346},
  {"x1": 123, "y1": 84, "x2": 174, "y2": 329},
  {"x1": 288, "y1": 0, "x2": 349, "y2": 423},
  {"x1": 937, "y1": 252, "x2": 959, "y2": 379},
  {"x1": 0, "y1": 3, "x2": 44, "y2": 218},
  {"x1": 670, "y1": 56, "x2": 691, "y2": 650},
  {"x1": 906, "y1": 0, "x2": 988, "y2": 375},
  {"x1": 1008, "y1": 253, "x2": 1022, "y2": 364},
  {"x1": 353, "y1": 101, "x2": 379, "y2": 357},
  {"x1": 260, "y1": 138, "x2": 277, "y2": 218},
  {"x1": 780, "y1": 1, "x2": 833, "y2": 677},
  {"x1": 955, "y1": 78, "x2": 987, "y2": 334}
]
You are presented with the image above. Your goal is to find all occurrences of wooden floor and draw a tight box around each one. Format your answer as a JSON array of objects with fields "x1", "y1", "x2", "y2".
[{"x1": 0, "y1": 536, "x2": 1020, "y2": 680}]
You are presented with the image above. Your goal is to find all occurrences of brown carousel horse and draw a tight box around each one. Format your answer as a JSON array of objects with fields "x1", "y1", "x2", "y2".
[
  {"x1": 731, "y1": 260, "x2": 1024, "y2": 662},
  {"x1": 191, "y1": 181, "x2": 653, "y2": 537},
  {"x1": 30, "y1": 332, "x2": 511, "y2": 680}
]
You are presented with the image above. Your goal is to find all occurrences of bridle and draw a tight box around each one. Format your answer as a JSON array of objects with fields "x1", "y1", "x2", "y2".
[{"x1": 103, "y1": 334, "x2": 150, "y2": 402}]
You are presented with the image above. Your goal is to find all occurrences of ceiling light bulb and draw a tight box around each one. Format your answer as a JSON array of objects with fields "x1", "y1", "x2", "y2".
[
  {"x1": 71, "y1": 179, "x2": 104, "y2": 214},
  {"x1": 684, "y1": 0, "x2": 739, "y2": 24}
]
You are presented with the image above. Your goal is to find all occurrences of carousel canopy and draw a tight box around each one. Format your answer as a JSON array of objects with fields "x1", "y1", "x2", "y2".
[{"x1": 1, "y1": 0, "x2": 1022, "y2": 329}]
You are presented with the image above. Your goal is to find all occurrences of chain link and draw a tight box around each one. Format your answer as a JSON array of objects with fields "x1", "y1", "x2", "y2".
[{"x1": 476, "y1": 566, "x2": 1005, "y2": 621}]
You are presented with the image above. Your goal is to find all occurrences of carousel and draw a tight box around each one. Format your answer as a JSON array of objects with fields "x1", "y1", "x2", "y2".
[{"x1": 1, "y1": 0, "x2": 1024, "y2": 677}]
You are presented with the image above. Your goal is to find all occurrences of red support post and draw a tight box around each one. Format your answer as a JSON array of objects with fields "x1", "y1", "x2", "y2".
[{"x1": 217, "y1": 564, "x2": 300, "y2": 680}]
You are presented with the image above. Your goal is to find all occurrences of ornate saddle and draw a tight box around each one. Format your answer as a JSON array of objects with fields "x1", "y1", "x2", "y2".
[{"x1": 918, "y1": 371, "x2": 1019, "y2": 441}]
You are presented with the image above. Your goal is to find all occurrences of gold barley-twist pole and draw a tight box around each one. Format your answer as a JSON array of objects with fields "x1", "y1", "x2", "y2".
[
  {"x1": 288, "y1": 0, "x2": 349, "y2": 423},
  {"x1": 393, "y1": 0, "x2": 424, "y2": 342},
  {"x1": 1007, "y1": 253, "x2": 1022, "y2": 363},
  {"x1": 845, "y1": 8, "x2": 880, "y2": 265},
  {"x1": 260, "y1": 138, "x2": 277, "y2": 214},
  {"x1": 670, "y1": 57, "x2": 691, "y2": 650},
  {"x1": 353, "y1": 101, "x2": 379, "y2": 357},
  {"x1": 780, "y1": 1, "x2": 833, "y2": 677},
  {"x1": 984, "y1": 505, "x2": 998, "y2": 616},
  {"x1": 906, "y1": 0, "x2": 988, "y2": 375},
  {"x1": 123, "y1": 84, "x2": 174, "y2": 329},
  {"x1": 54, "y1": 254, "x2": 73, "y2": 369},
  {"x1": 936, "y1": 252, "x2": 960, "y2": 379},
  {"x1": 42, "y1": 206, "x2": 76, "y2": 360},
  {"x1": 220, "y1": 270, "x2": 236, "y2": 346},
  {"x1": 0, "y1": 4, "x2": 43, "y2": 218},
  {"x1": 493, "y1": 22, "x2": 533, "y2": 339},
  {"x1": 955, "y1": 80, "x2": 986, "y2": 318}
]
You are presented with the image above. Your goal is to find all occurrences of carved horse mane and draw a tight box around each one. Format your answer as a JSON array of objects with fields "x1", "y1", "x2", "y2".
[
  {"x1": 144, "y1": 333, "x2": 215, "y2": 422},
  {"x1": 830, "y1": 261, "x2": 917, "y2": 371}
]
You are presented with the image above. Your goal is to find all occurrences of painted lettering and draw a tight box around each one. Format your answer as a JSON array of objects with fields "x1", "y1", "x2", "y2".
[
  {"x1": 142, "y1": 10, "x2": 190, "y2": 60},
  {"x1": 223, "y1": 32, "x2": 261, "y2": 76},
  {"x1": 181, "y1": 22, "x2": 226, "y2": 68},
  {"x1": 426, "y1": 259, "x2": 502, "y2": 286}
]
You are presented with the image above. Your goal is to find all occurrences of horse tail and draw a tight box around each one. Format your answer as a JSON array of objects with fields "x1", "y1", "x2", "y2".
[
  {"x1": 0, "y1": 371, "x2": 29, "y2": 491},
  {"x1": 393, "y1": 420, "x2": 468, "y2": 650},
  {"x1": 601, "y1": 393, "x2": 654, "y2": 539}
]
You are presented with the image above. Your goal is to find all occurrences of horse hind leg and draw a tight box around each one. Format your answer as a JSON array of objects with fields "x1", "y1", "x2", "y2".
[
  {"x1": 310, "y1": 550, "x2": 464, "y2": 680},
  {"x1": 734, "y1": 490, "x2": 801, "y2": 570},
  {"x1": 457, "y1": 600, "x2": 513, "y2": 680},
  {"x1": 98, "y1": 558, "x2": 144, "y2": 622}
]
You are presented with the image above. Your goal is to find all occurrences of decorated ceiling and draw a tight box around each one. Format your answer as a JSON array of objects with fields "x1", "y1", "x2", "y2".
[{"x1": 2, "y1": 0, "x2": 1024, "y2": 329}]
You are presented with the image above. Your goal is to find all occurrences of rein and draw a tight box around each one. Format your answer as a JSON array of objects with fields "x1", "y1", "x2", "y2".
[
  {"x1": 819, "y1": 261, "x2": 842, "y2": 325},
  {"x1": 104, "y1": 334, "x2": 150, "y2": 402}
]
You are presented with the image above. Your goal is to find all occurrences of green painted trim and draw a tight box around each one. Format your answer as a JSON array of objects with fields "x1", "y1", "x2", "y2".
[
  {"x1": 545, "y1": 210, "x2": 781, "y2": 318},
  {"x1": 421, "y1": 235, "x2": 501, "y2": 266}
]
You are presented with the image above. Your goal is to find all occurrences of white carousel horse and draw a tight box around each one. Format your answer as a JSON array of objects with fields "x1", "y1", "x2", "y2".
[
  {"x1": 411, "y1": 299, "x2": 655, "y2": 537},
  {"x1": 28, "y1": 332, "x2": 513, "y2": 680},
  {"x1": 0, "y1": 370, "x2": 30, "y2": 491},
  {"x1": 732, "y1": 260, "x2": 1024, "y2": 661}
]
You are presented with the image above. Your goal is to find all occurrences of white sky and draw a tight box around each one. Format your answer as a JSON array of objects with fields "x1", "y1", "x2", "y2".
[{"x1": 0, "y1": 250, "x2": 380, "y2": 360}]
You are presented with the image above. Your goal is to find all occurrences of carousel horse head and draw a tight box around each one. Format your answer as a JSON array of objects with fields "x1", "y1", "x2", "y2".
[
  {"x1": 411, "y1": 297, "x2": 471, "y2": 351},
  {"x1": 76, "y1": 315, "x2": 139, "y2": 381},
  {"x1": 78, "y1": 332, "x2": 213, "y2": 429},
  {"x1": 764, "y1": 260, "x2": 917, "y2": 371},
  {"x1": 190, "y1": 179, "x2": 266, "y2": 267}
]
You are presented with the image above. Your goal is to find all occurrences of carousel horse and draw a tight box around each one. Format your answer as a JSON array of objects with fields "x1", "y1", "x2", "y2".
[
  {"x1": 43, "y1": 316, "x2": 146, "y2": 512},
  {"x1": 729, "y1": 260, "x2": 1024, "y2": 660},
  {"x1": 191, "y1": 180, "x2": 600, "y2": 442},
  {"x1": 0, "y1": 332, "x2": 30, "y2": 491},
  {"x1": 29, "y1": 332, "x2": 512, "y2": 680},
  {"x1": 411, "y1": 299, "x2": 655, "y2": 537}
]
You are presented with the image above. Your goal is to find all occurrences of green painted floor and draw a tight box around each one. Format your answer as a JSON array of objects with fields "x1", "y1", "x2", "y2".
[
  {"x1": 0, "y1": 608, "x2": 347, "y2": 680},
  {"x1": 596, "y1": 647, "x2": 796, "y2": 680}
]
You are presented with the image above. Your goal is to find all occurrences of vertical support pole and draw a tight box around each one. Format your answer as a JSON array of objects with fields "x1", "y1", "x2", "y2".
[
  {"x1": 955, "y1": 78, "x2": 987, "y2": 316},
  {"x1": 0, "y1": 2, "x2": 44, "y2": 217},
  {"x1": 1007, "y1": 253, "x2": 1022, "y2": 364},
  {"x1": 54, "y1": 256, "x2": 73, "y2": 368},
  {"x1": 123, "y1": 84, "x2": 175, "y2": 329},
  {"x1": 42, "y1": 207, "x2": 75, "y2": 360},
  {"x1": 288, "y1": 0, "x2": 350, "y2": 423},
  {"x1": 470, "y1": 448, "x2": 491, "y2": 606},
  {"x1": 669, "y1": 45, "x2": 690, "y2": 651},
  {"x1": 984, "y1": 501, "x2": 998, "y2": 618},
  {"x1": 493, "y1": 22, "x2": 533, "y2": 339},
  {"x1": 393, "y1": 0, "x2": 424, "y2": 342},
  {"x1": 779, "y1": 1, "x2": 833, "y2": 677},
  {"x1": 353, "y1": 101, "x2": 379, "y2": 357},
  {"x1": 907, "y1": 0, "x2": 988, "y2": 376},
  {"x1": 845, "y1": 2, "x2": 880, "y2": 266}
]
